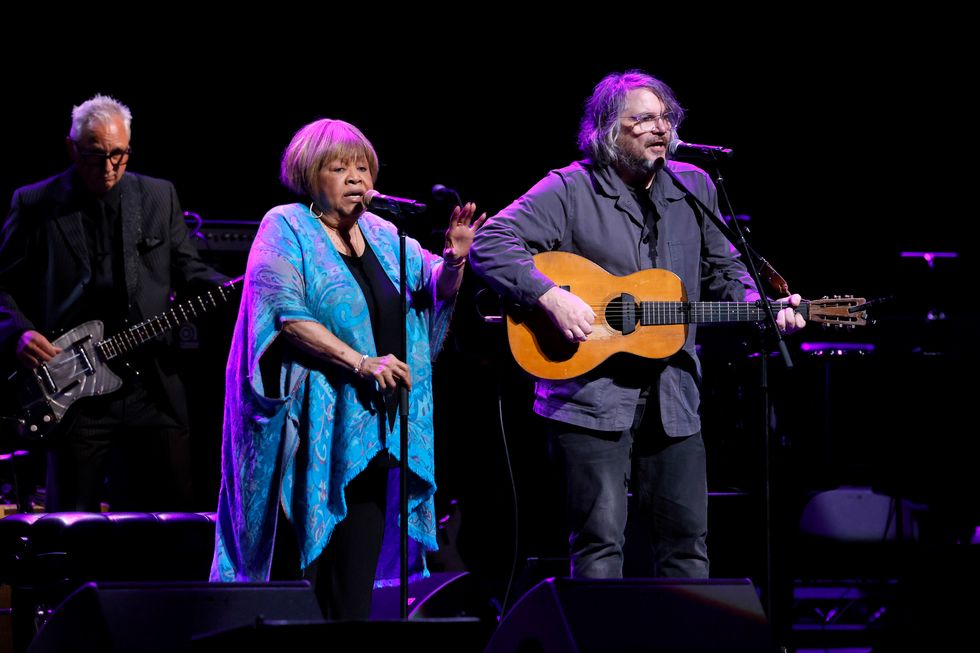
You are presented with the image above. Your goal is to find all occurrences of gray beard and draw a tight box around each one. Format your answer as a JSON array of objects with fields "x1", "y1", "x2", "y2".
[{"x1": 614, "y1": 149, "x2": 661, "y2": 180}]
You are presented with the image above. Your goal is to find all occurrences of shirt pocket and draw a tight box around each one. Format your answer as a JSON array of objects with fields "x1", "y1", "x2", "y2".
[{"x1": 665, "y1": 240, "x2": 700, "y2": 296}]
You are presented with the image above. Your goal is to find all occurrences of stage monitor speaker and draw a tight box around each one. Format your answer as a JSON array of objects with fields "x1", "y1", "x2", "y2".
[
  {"x1": 485, "y1": 577, "x2": 774, "y2": 653},
  {"x1": 27, "y1": 581, "x2": 322, "y2": 653},
  {"x1": 192, "y1": 618, "x2": 489, "y2": 652}
]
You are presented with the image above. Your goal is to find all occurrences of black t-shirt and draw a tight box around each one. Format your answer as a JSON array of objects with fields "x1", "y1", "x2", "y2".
[
  {"x1": 339, "y1": 241, "x2": 401, "y2": 430},
  {"x1": 74, "y1": 179, "x2": 158, "y2": 380},
  {"x1": 628, "y1": 183, "x2": 659, "y2": 265},
  {"x1": 76, "y1": 182, "x2": 128, "y2": 334}
]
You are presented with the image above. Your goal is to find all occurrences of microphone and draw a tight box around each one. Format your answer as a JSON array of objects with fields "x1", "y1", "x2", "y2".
[
  {"x1": 362, "y1": 189, "x2": 427, "y2": 215},
  {"x1": 669, "y1": 139, "x2": 734, "y2": 160},
  {"x1": 432, "y1": 184, "x2": 462, "y2": 205}
]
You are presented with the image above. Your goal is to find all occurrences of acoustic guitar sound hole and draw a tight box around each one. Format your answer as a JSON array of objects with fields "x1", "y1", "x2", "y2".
[{"x1": 604, "y1": 294, "x2": 638, "y2": 335}]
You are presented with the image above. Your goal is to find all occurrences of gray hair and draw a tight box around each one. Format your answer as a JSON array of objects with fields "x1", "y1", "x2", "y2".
[
  {"x1": 280, "y1": 118, "x2": 379, "y2": 198},
  {"x1": 69, "y1": 94, "x2": 133, "y2": 141},
  {"x1": 577, "y1": 70, "x2": 685, "y2": 166}
]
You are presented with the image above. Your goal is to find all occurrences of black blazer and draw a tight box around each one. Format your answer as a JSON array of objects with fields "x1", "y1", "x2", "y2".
[{"x1": 0, "y1": 167, "x2": 228, "y2": 424}]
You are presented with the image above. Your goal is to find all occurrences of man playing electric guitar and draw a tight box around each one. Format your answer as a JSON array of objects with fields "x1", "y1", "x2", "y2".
[{"x1": 0, "y1": 94, "x2": 228, "y2": 512}]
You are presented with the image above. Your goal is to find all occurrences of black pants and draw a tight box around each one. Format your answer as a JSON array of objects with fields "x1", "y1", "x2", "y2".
[
  {"x1": 546, "y1": 399, "x2": 709, "y2": 579},
  {"x1": 45, "y1": 382, "x2": 192, "y2": 513},
  {"x1": 272, "y1": 460, "x2": 388, "y2": 620}
]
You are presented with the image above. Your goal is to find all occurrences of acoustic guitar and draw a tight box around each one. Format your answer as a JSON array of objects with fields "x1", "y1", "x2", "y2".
[{"x1": 507, "y1": 252, "x2": 867, "y2": 380}]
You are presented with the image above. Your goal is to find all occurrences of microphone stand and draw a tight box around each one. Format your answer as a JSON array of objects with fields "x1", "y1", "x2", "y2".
[
  {"x1": 397, "y1": 217, "x2": 413, "y2": 620},
  {"x1": 399, "y1": 219, "x2": 410, "y2": 620},
  {"x1": 369, "y1": 204, "x2": 413, "y2": 620},
  {"x1": 658, "y1": 158, "x2": 793, "y2": 640}
]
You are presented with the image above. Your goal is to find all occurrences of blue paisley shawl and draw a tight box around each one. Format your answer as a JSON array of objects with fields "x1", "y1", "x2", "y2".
[{"x1": 210, "y1": 203, "x2": 454, "y2": 581}]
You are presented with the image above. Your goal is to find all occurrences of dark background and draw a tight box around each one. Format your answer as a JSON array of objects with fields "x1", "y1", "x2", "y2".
[
  {"x1": 1, "y1": 30, "x2": 974, "y2": 617},
  {"x1": 2, "y1": 36, "x2": 969, "y2": 302}
]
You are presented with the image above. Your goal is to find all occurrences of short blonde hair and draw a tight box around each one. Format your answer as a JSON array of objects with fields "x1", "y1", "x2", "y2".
[{"x1": 280, "y1": 119, "x2": 379, "y2": 197}]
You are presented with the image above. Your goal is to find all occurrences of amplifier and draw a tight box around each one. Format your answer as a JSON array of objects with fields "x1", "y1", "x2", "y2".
[{"x1": 186, "y1": 219, "x2": 259, "y2": 252}]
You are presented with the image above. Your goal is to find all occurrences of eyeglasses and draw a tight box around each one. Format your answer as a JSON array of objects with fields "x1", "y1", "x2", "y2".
[
  {"x1": 626, "y1": 112, "x2": 675, "y2": 135},
  {"x1": 74, "y1": 143, "x2": 132, "y2": 167}
]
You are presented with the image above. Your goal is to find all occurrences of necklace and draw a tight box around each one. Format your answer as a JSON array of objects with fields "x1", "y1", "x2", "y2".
[{"x1": 320, "y1": 219, "x2": 362, "y2": 257}]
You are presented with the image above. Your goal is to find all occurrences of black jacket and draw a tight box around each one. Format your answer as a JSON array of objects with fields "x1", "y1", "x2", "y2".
[{"x1": 0, "y1": 167, "x2": 227, "y2": 424}]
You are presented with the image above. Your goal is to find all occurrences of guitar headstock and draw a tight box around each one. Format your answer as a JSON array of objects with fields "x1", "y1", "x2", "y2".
[{"x1": 807, "y1": 295, "x2": 868, "y2": 329}]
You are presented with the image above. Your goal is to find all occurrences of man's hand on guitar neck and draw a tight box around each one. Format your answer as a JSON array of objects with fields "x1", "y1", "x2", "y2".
[
  {"x1": 746, "y1": 290, "x2": 806, "y2": 335},
  {"x1": 764, "y1": 294, "x2": 806, "y2": 335},
  {"x1": 538, "y1": 286, "x2": 596, "y2": 343},
  {"x1": 16, "y1": 330, "x2": 62, "y2": 370}
]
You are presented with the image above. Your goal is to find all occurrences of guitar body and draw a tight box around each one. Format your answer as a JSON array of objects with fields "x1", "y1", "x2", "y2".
[
  {"x1": 506, "y1": 252, "x2": 690, "y2": 380},
  {"x1": 7, "y1": 276, "x2": 243, "y2": 441},
  {"x1": 11, "y1": 321, "x2": 122, "y2": 438}
]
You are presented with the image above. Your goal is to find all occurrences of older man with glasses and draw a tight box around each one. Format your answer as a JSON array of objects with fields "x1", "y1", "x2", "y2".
[{"x1": 0, "y1": 93, "x2": 227, "y2": 513}]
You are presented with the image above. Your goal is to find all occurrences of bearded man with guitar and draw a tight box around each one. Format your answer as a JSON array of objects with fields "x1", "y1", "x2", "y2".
[
  {"x1": 470, "y1": 71, "x2": 809, "y2": 580},
  {"x1": 0, "y1": 94, "x2": 229, "y2": 512}
]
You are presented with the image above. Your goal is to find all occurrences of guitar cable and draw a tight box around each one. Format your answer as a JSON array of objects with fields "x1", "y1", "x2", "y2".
[{"x1": 475, "y1": 288, "x2": 522, "y2": 619}]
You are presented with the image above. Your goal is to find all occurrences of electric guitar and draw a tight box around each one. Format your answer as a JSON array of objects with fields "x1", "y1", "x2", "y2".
[
  {"x1": 507, "y1": 252, "x2": 867, "y2": 380},
  {"x1": 8, "y1": 276, "x2": 243, "y2": 440}
]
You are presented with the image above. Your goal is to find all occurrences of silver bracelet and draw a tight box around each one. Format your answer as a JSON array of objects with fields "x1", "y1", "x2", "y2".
[{"x1": 353, "y1": 353, "x2": 369, "y2": 376}]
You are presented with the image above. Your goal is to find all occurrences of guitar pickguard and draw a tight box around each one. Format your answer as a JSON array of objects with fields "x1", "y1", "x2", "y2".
[{"x1": 13, "y1": 320, "x2": 122, "y2": 438}]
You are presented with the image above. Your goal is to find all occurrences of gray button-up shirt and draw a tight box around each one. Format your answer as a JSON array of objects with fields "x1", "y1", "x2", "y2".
[{"x1": 469, "y1": 159, "x2": 756, "y2": 435}]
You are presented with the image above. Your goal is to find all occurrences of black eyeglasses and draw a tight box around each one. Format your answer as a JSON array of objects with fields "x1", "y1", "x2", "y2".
[{"x1": 74, "y1": 143, "x2": 132, "y2": 167}]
